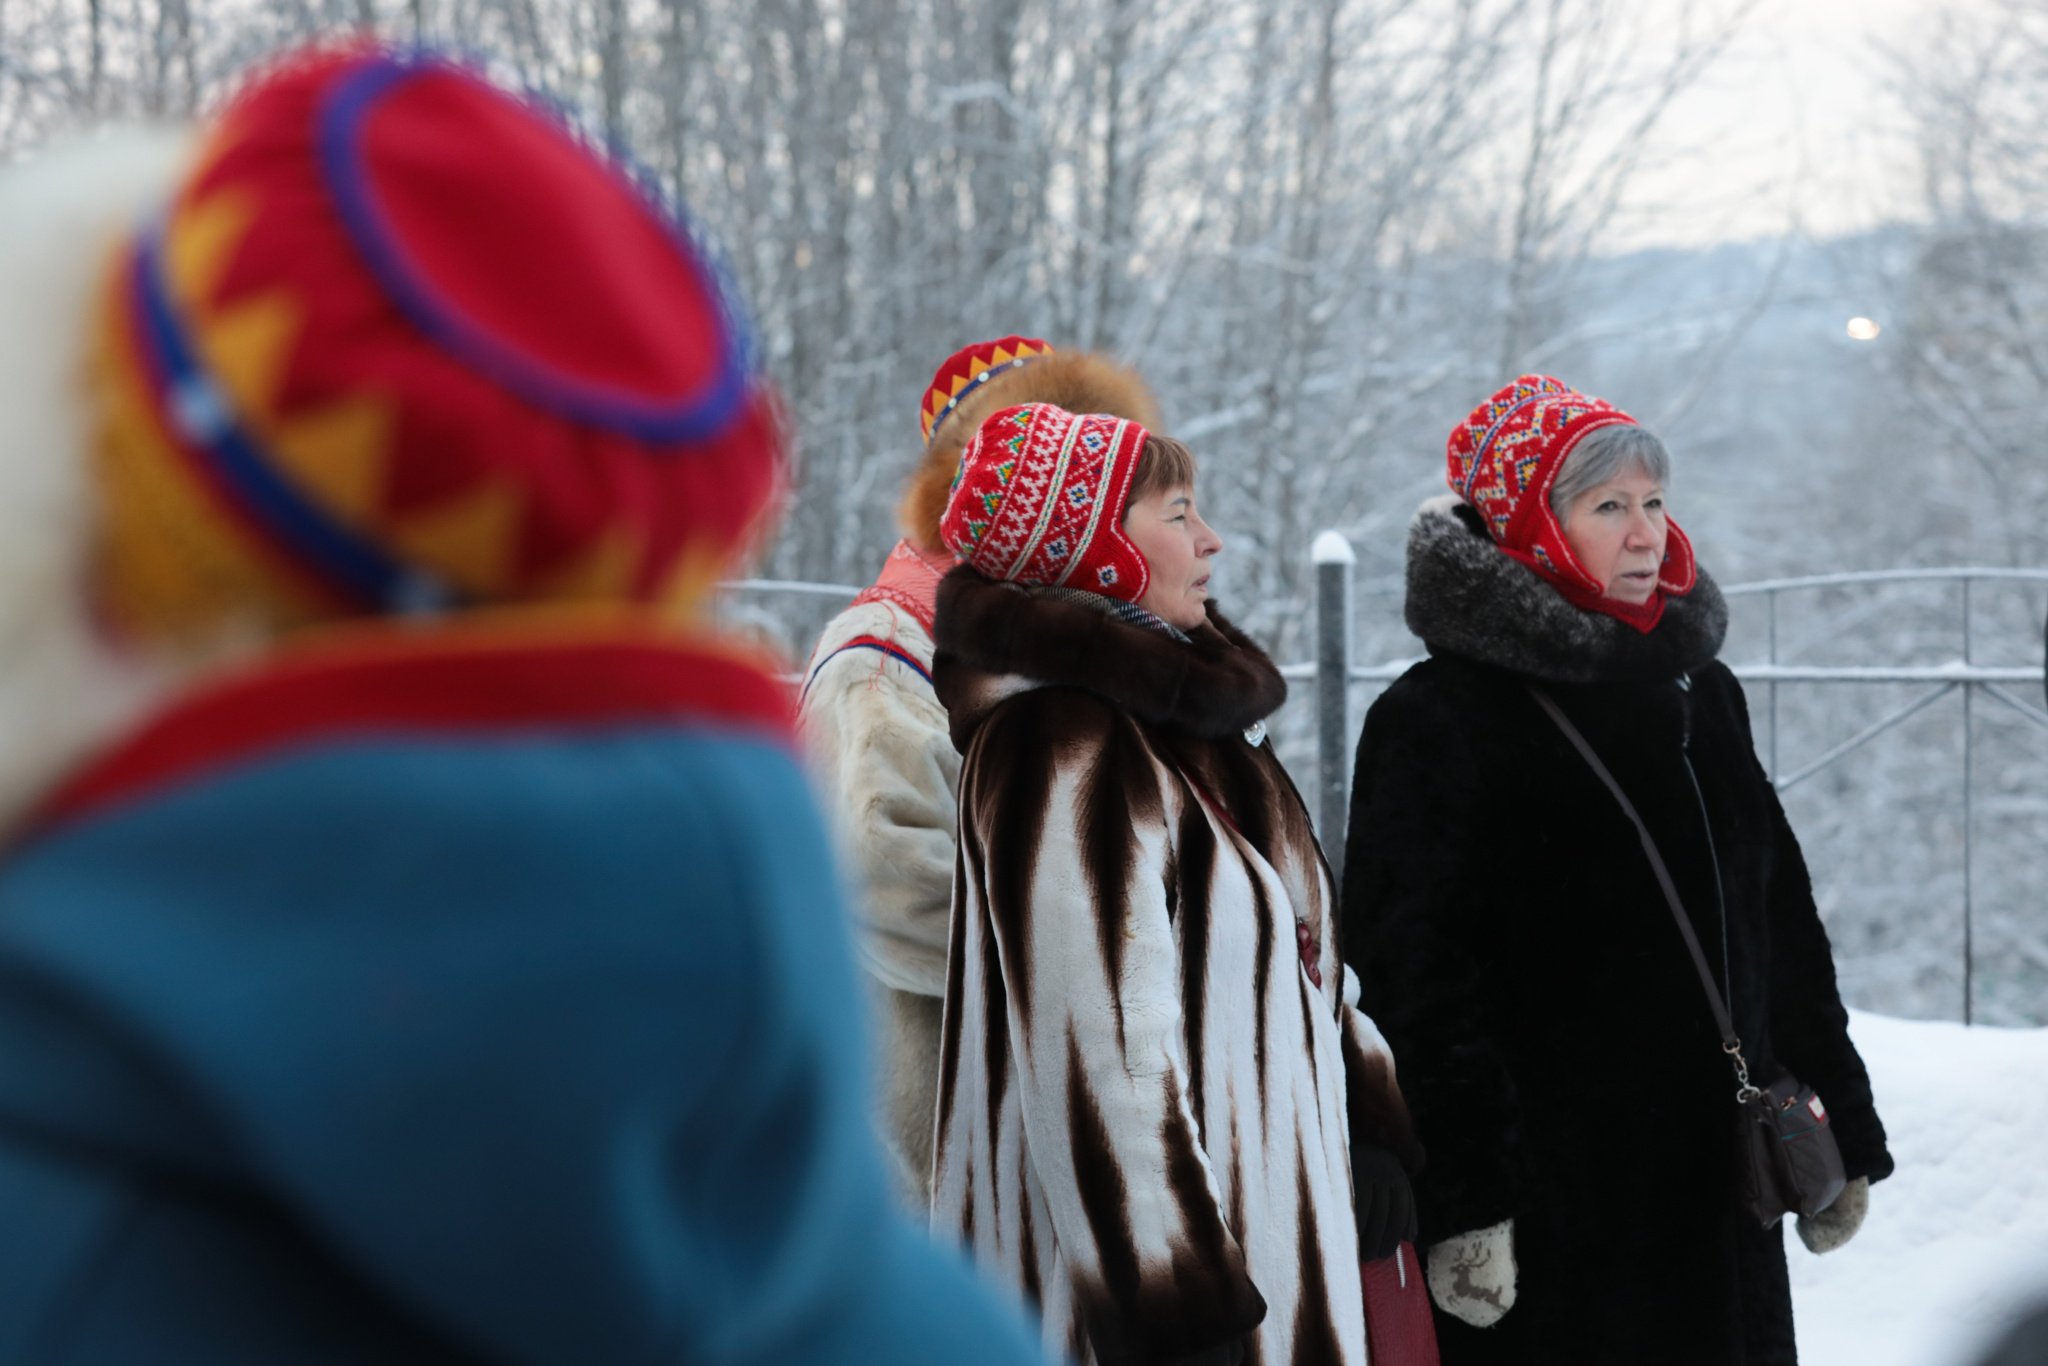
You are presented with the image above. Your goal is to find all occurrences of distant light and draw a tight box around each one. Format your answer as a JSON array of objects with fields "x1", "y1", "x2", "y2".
[{"x1": 1846, "y1": 317, "x2": 1882, "y2": 341}]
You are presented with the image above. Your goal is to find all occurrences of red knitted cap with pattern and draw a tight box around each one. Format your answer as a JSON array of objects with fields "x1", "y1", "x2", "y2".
[
  {"x1": 91, "y1": 42, "x2": 784, "y2": 641},
  {"x1": 940, "y1": 403, "x2": 1150, "y2": 600},
  {"x1": 1445, "y1": 374, "x2": 1695, "y2": 632}
]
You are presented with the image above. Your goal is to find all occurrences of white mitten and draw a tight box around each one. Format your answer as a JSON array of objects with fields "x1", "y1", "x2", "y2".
[
  {"x1": 1426, "y1": 1219, "x2": 1517, "y2": 1327},
  {"x1": 1796, "y1": 1176, "x2": 1869, "y2": 1254}
]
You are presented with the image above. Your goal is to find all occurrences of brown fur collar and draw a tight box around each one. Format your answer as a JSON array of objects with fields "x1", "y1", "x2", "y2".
[
  {"x1": 932, "y1": 565, "x2": 1286, "y2": 753},
  {"x1": 898, "y1": 350, "x2": 1164, "y2": 550}
]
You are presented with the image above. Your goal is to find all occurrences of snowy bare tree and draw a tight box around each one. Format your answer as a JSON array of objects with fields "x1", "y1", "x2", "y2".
[
  {"x1": 1882, "y1": 0, "x2": 2048, "y2": 569},
  {"x1": 1, "y1": 0, "x2": 2040, "y2": 1023},
  {"x1": 0, "y1": 0, "x2": 1769, "y2": 596}
]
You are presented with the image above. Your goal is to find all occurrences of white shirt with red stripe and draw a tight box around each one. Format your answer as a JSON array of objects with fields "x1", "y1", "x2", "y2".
[{"x1": 797, "y1": 540, "x2": 956, "y2": 998}]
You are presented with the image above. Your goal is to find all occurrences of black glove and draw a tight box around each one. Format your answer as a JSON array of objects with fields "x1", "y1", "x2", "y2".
[{"x1": 1353, "y1": 1143, "x2": 1418, "y2": 1261}]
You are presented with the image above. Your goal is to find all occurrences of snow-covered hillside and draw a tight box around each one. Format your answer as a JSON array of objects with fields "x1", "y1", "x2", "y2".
[{"x1": 1794, "y1": 1011, "x2": 2048, "y2": 1365}]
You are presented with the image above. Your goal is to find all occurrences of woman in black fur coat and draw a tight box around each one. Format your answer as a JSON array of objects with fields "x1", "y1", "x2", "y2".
[{"x1": 1341, "y1": 375, "x2": 1892, "y2": 1365}]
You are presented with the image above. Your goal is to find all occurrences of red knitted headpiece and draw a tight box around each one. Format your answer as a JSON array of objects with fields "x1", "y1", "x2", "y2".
[
  {"x1": 1446, "y1": 374, "x2": 1695, "y2": 632},
  {"x1": 91, "y1": 42, "x2": 784, "y2": 641},
  {"x1": 919, "y1": 335, "x2": 1053, "y2": 446},
  {"x1": 940, "y1": 403, "x2": 1150, "y2": 600}
]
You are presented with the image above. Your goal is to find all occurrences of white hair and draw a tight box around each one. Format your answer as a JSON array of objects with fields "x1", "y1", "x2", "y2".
[{"x1": 1549, "y1": 423, "x2": 1673, "y2": 522}]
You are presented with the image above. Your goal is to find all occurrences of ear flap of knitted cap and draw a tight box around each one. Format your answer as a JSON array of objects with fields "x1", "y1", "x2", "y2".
[
  {"x1": 90, "y1": 42, "x2": 784, "y2": 643},
  {"x1": 941, "y1": 402, "x2": 1151, "y2": 602}
]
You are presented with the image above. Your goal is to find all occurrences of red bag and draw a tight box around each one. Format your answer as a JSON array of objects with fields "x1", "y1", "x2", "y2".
[{"x1": 1360, "y1": 1241, "x2": 1440, "y2": 1366}]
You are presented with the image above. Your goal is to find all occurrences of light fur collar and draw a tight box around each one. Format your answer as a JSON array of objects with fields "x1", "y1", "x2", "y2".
[{"x1": 0, "y1": 129, "x2": 199, "y2": 837}]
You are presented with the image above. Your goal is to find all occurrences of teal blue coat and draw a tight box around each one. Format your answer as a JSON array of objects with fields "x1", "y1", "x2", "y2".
[{"x1": 0, "y1": 620, "x2": 1044, "y2": 1365}]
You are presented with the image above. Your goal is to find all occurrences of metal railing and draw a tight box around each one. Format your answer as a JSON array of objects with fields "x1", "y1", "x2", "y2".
[
  {"x1": 717, "y1": 552, "x2": 2047, "y2": 1023},
  {"x1": 1309, "y1": 543, "x2": 2048, "y2": 1024}
]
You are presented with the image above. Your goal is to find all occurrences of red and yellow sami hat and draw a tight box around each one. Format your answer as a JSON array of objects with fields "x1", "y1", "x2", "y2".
[
  {"x1": 91, "y1": 43, "x2": 784, "y2": 641},
  {"x1": 919, "y1": 334, "x2": 1052, "y2": 447},
  {"x1": 940, "y1": 403, "x2": 1150, "y2": 601},
  {"x1": 1445, "y1": 374, "x2": 1695, "y2": 626}
]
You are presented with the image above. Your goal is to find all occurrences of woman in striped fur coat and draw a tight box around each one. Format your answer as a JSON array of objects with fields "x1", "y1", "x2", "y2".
[
  {"x1": 929, "y1": 402, "x2": 1423, "y2": 1366},
  {"x1": 797, "y1": 335, "x2": 1163, "y2": 1208}
]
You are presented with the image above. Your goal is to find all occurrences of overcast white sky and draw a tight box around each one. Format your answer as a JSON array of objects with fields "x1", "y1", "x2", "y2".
[{"x1": 1617, "y1": 0, "x2": 1953, "y2": 247}]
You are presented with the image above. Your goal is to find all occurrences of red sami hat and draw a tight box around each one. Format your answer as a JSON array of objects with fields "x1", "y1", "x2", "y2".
[
  {"x1": 919, "y1": 334, "x2": 1052, "y2": 447},
  {"x1": 91, "y1": 43, "x2": 784, "y2": 639},
  {"x1": 940, "y1": 403, "x2": 1150, "y2": 600},
  {"x1": 1445, "y1": 374, "x2": 1695, "y2": 629}
]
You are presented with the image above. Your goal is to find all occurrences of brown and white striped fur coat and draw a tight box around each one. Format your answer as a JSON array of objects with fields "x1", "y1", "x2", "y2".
[
  {"x1": 930, "y1": 569, "x2": 1415, "y2": 1366},
  {"x1": 799, "y1": 351, "x2": 1164, "y2": 1212}
]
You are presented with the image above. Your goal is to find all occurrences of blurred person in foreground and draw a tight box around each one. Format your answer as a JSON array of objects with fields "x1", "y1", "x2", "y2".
[
  {"x1": 797, "y1": 334, "x2": 1162, "y2": 1207},
  {"x1": 1341, "y1": 375, "x2": 1893, "y2": 1363},
  {"x1": 0, "y1": 44, "x2": 1044, "y2": 1366},
  {"x1": 928, "y1": 401, "x2": 1425, "y2": 1365}
]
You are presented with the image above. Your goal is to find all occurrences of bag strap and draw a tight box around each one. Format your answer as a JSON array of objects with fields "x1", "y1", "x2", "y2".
[{"x1": 1525, "y1": 684, "x2": 1763, "y2": 1104}]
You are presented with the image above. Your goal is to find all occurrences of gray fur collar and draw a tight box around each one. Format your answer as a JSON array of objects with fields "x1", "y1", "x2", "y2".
[{"x1": 1404, "y1": 496, "x2": 1728, "y2": 684}]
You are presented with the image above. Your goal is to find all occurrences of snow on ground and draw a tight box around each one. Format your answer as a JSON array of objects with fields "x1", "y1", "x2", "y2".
[{"x1": 1793, "y1": 1010, "x2": 2048, "y2": 1366}]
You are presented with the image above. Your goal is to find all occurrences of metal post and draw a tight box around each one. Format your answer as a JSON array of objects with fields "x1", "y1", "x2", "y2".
[
  {"x1": 1962, "y1": 578, "x2": 1975, "y2": 1026},
  {"x1": 1767, "y1": 590, "x2": 1781, "y2": 783},
  {"x1": 1313, "y1": 531, "x2": 1356, "y2": 878},
  {"x1": 1962, "y1": 684, "x2": 1975, "y2": 1026}
]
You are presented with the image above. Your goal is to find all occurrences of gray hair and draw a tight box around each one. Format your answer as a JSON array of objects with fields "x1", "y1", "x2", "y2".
[{"x1": 1549, "y1": 423, "x2": 1673, "y2": 522}]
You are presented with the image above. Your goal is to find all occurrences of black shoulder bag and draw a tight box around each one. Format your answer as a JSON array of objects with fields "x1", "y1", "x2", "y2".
[{"x1": 1527, "y1": 684, "x2": 1847, "y2": 1228}]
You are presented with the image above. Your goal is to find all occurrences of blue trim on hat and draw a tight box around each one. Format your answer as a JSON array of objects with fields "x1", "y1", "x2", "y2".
[
  {"x1": 317, "y1": 53, "x2": 751, "y2": 446},
  {"x1": 129, "y1": 222, "x2": 451, "y2": 614},
  {"x1": 925, "y1": 354, "x2": 1046, "y2": 450},
  {"x1": 523, "y1": 78, "x2": 766, "y2": 383},
  {"x1": 1464, "y1": 385, "x2": 1557, "y2": 495}
]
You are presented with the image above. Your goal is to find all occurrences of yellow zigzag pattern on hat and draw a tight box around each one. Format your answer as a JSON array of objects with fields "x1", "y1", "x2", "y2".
[
  {"x1": 154, "y1": 186, "x2": 555, "y2": 605},
  {"x1": 94, "y1": 279, "x2": 326, "y2": 638},
  {"x1": 922, "y1": 339, "x2": 1051, "y2": 430}
]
